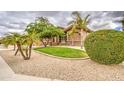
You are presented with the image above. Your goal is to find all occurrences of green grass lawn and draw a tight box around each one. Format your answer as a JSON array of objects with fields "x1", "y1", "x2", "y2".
[{"x1": 34, "y1": 47, "x2": 88, "y2": 58}]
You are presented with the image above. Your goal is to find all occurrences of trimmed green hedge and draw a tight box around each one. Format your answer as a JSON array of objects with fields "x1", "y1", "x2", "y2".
[{"x1": 84, "y1": 29, "x2": 124, "y2": 65}]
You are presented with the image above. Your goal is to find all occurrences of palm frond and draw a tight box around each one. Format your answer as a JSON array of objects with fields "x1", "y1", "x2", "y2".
[{"x1": 84, "y1": 14, "x2": 90, "y2": 24}]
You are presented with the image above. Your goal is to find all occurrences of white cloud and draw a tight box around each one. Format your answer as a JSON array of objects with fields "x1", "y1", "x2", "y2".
[
  {"x1": 109, "y1": 22, "x2": 118, "y2": 29},
  {"x1": 8, "y1": 29, "x2": 23, "y2": 33},
  {"x1": 48, "y1": 17, "x2": 58, "y2": 26},
  {"x1": 0, "y1": 11, "x2": 124, "y2": 37}
]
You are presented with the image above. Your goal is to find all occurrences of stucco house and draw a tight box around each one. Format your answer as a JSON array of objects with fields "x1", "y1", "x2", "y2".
[
  {"x1": 40, "y1": 26, "x2": 92, "y2": 47},
  {"x1": 63, "y1": 25, "x2": 92, "y2": 46}
]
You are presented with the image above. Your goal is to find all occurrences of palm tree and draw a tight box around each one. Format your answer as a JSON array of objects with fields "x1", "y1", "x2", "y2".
[
  {"x1": 67, "y1": 11, "x2": 91, "y2": 49},
  {"x1": 16, "y1": 34, "x2": 28, "y2": 60},
  {"x1": 15, "y1": 32, "x2": 38, "y2": 60},
  {"x1": 1, "y1": 32, "x2": 26, "y2": 58},
  {"x1": 1, "y1": 32, "x2": 36, "y2": 60},
  {"x1": 2, "y1": 32, "x2": 20, "y2": 51},
  {"x1": 1, "y1": 35, "x2": 12, "y2": 47},
  {"x1": 25, "y1": 22, "x2": 41, "y2": 59},
  {"x1": 8, "y1": 32, "x2": 22, "y2": 55}
]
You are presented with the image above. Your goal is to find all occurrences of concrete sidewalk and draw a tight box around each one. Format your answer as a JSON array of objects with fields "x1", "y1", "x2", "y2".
[{"x1": 0, "y1": 56, "x2": 54, "y2": 81}]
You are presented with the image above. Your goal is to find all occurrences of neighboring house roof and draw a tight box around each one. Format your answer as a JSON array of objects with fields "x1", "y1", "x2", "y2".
[{"x1": 64, "y1": 25, "x2": 92, "y2": 33}]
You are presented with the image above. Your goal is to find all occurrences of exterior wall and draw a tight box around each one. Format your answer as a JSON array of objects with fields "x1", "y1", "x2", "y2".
[
  {"x1": 66, "y1": 32, "x2": 81, "y2": 46},
  {"x1": 66, "y1": 31, "x2": 88, "y2": 46},
  {"x1": 31, "y1": 31, "x2": 89, "y2": 47}
]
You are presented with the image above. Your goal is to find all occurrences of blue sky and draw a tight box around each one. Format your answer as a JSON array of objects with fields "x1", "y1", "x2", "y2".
[{"x1": 0, "y1": 11, "x2": 124, "y2": 37}]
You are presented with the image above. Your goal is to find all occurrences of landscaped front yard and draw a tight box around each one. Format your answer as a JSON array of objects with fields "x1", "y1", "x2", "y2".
[
  {"x1": 1, "y1": 49, "x2": 124, "y2": 80},
  {"x1": 34, "y1": 47, "x2": 88, "y2": 58}
]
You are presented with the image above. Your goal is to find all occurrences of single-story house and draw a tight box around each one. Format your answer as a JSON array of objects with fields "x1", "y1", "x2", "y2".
[
  {"x1": 40, "y1": 26, "x2": 92, "y2": 46},
  {"x1": 63, "y1": 25, "x2": 92, "y2": 46}
]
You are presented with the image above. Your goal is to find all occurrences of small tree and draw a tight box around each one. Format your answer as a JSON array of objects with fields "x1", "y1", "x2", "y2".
[
  {"x1": 38, "y1": 24, "x2": 65, "y2": 47},
  {"x1": 31, "y1": 17, "x2": 65, "y2": 47}
]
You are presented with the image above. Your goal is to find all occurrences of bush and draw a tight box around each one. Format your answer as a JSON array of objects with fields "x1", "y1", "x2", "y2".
[{"x1": 84, "y1": 29, "x2": 124, "y2": 65}]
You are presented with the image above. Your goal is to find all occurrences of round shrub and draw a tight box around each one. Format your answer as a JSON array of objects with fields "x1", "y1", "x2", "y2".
[{"x1": 84, "y1": 29, "x2": 124, "y2": 65}]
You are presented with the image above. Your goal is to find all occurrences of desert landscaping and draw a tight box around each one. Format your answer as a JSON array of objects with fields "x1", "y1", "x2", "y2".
[
  {"x1": 0, "y1": 11, "x2": 124, "y2": 81},
  {"x1": 0, "y1": 48, "x2": 124, "y2": 80}
]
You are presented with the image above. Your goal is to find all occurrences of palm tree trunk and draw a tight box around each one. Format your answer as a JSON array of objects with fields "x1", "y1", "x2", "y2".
[
  {"x1": 28, "y1": 42, "x2": 33, "y2": 59},
  {"x1": 80, "y1": 29, "x2": 87, "y2": 49},
  {"x1": 13, "y1": 44, "x2": 16, "y2": 51},
  {"x1": 16, "y1": 42, "x2": 27, "y2": 60},
  {"x1": 80, "y1": 29, "x2": 83, "y2": 49},
  {"x1": 25, "y1": 46, "x2": 29, "y2": 57},
  {"x1": 71, "y1": 35, "x2": 74, "y2": 46},
  {"x1": 14, "y1": 47, "x2": 19, "y2": 56}
]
